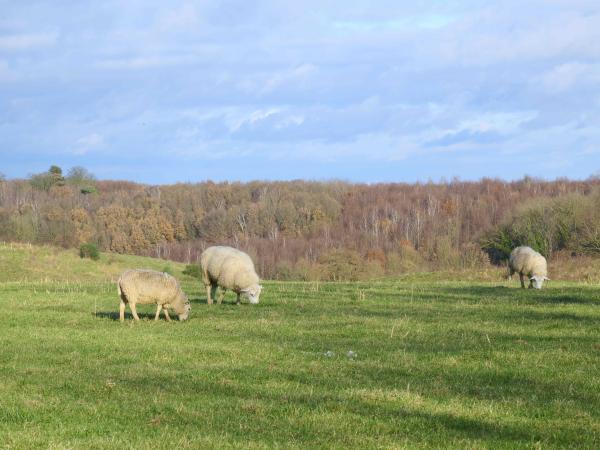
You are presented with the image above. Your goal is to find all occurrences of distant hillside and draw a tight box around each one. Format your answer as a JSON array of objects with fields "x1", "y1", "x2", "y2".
[
  {"x1": 1, "y1": 170, "x2": 600, "y2": 280},
  {"x1": 0, "y1": 242, "x2": 188, "y2": 283}
]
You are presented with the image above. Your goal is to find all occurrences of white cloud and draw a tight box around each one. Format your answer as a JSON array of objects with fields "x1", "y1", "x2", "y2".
[
  {"x1": 237, "y1": 64, "x2": 318, "y2": 95},
  {"x1": 0, "y1": 32, "x2": 58, "y2": 51},
  {"x1": 74, "y1": 133, "x2": 104, "y2": 155},
  {"x1": 2, "y1": 0, "x2": 600, "y2": 182},
  {"x1": 432, "y1": 10, "x2": 600, "y2": 67},
  {"x1": 159, "y1": 3, "x2": 201, "y2": 30},
  {"x1": 225, "y1": 108, "x2": 282, "y2": 132},
  {"x1": 275, "y1": 114, "x2": 305, "y2": 129},
  {"x1": 458, "y1": 111, "x2": 538, "y2": 134},
  {"x1": 422, "y1": 110, "x2": 540, "y2": 149},
  {"x1": 0, "y1": 60, "x2": 14, "y2": 81},
  {"x1": 331, "y1": 14, "x2": 456, "y2": 32},
  {"x1": 539, "y1": 62, "x2": 600, "y2": 93},
  {"x1": 95, "y1": 55, "x2": 196, "y2": 70}
]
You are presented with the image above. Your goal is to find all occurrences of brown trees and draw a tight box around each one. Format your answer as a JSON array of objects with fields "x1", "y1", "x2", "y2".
[{"x1": 1, "y1": 175, "x2": 599, "y2": 279}]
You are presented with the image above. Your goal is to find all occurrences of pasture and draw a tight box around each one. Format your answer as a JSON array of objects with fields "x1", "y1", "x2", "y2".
[{"x1": 1, "y1": 244, "x2": 600, "y2": 448}]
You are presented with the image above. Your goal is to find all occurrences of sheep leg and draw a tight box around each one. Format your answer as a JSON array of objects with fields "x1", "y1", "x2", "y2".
[
  {"x1": 236, "y1": 292, "x2": 241, "y2": 305},
  {"x1": 519, "y1": 274, "x2": 526, "y2": 289},
  {"x1": 210, "y1": 284, "x2": 218, "y2": 305},
  {"x1": 129, "y1": 303, "x2": 141, "y2": 321},
  {"x1": 119, "y1": 301, "x2": 126, "y2": 322},
  {"x1": 154, "y1": 304, "x2": 162, "y2": 321},
  {"x1": 217, "y1": 288, "x2": 225, "y2": 305},
  {"x1": 163, "y1": 308, "x2": 172, "y2": 322},
  {"x1": 205, "y1": 284, "x2": 213, "y2": 305}
]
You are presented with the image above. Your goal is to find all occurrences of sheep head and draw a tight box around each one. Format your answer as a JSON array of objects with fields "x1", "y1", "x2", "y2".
[
  {"x1": 529, "y1": 275, "x2": 549, "y2": 289},
  {"x1": 178, "y1": 301, "x2": 191, "y2": 321},
  {"x1": 242, "y1": 284, "x2": 262, "y2": 304}
]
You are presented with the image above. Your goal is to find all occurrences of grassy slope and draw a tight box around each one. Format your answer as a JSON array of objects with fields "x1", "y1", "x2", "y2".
[
  {"x1": 1, "y1": 244, "x2": 600, "y2": 449},
  {"x1": 0, "y1": 242, "x2": 188, "y2": 283}
]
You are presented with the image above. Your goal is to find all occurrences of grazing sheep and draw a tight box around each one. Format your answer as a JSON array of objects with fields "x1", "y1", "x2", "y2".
[
  {"x1": 508, "y1": 246, "x2": 549, "y2": 289},
  {"x1": 118, "y1": 269, "x2": 191, "y2": 321},
  {"x1": 200, "y1": 246, "x2": 262, "y2": 305}
]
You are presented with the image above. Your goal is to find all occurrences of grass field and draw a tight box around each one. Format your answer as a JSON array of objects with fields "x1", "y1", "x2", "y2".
[{"x1": 1, "y1": 243, "x2": 600, "y2": 449}]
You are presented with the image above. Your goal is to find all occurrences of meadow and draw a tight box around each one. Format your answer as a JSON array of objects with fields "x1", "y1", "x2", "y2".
[{"x1": 1, "y1": 243, "x2": 600, "y2": 448}]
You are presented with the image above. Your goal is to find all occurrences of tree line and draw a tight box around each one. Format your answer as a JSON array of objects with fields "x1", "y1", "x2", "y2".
[{"x1": 1, "y1": 166, "x2": 599, "y2": 280}]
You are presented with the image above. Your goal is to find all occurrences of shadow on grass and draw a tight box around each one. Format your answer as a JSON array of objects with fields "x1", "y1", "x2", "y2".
[
  {"x1": 275, "y1": 353, "x2": 600, "y2": 412},
  {"x1": 441, "y1": 285, "x2": 600, "y2": 305},
  {"x1": 189, "y1": 296, "x2": 207, "y2": 305},
  {"x1": 352, "y1": 402, "x2": 533, "y2": 443},
  {"x1": 158, "y1": 369, "x2": 539, "y2": 446},
  {"x1": 189, "y1": 296, "x2": 259, "y2": 307},
  {"x1": 94, "y1": 311, "x2": 168, "y2": 321},
  {"x1": 499, "y1": 309, "x2": 598, "y2": 324}
]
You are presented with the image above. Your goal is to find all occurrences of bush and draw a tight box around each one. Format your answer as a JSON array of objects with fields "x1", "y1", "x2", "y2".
[
  {"x1": 431, "y1": 235, "x2": 460, "y2": 268},
  {"x1": 162, "y1": 264, "x2": 173, "y2": 275},
  {"x1": 80, "y1": 186, "x2": 97, "y2": 195},
  {"x1": 272, "y1": 260, "x2": 296, "y2": 280},
  {"x1": 30, "y1": 165, "x2": 66, "y2": 191},
  {"x1": 291, "y1": 257, "x2": 323, "y2": 281},
  {"x1": 481, "y1": 191, "x2": 600, "y2": 262},
  {"x1": 182, "y1": 264, "x2": 202, "y2": 279},
  {"x1": 318, "y1": 249, "x2": 360, "y2": 281},
  {"x1": 460, "y1": 243, "x2": 490, "y2": 269},
  {"x1": 386, "y1": 241, "x2": 425, "y2": 275},
  {"x1": 79, "y1": 243, "x2": 100, "y2": 261}
]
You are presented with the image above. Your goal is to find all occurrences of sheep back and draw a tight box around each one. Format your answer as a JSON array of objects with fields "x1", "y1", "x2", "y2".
[
  {"x1": 200, "y1": 246, "x2": 259, "y2": 292},
  {"x1": 509, "y1": 246, "x2": 548, "y2": 278},
  {"x1": 118, "y1": 269, "x2": 187, "y2": 308}
]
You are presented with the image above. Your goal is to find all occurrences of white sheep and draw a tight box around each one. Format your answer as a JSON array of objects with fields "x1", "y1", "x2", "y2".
[
  {"x1": 200, "y1": 246, "x2": 262, "y2": 305},
  {"x1": 508, "y1": 246, "x2": 549, "y2": 289},
  {"x1": 118, "y1": 269, "x2": 191, "y2": 321}
]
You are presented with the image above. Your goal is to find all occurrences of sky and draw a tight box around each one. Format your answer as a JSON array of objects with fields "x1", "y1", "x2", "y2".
[{"x1": 1, "y1": 0, "x2": 600, "y2": 184}]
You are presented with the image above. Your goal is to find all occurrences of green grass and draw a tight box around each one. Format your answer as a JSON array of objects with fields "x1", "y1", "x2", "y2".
[
  {"x1": 1, "y1": 244, "x2": 600, "y2": 448},
  {"x1": 0, "y1": 242, "x2": 188, "y2": 283}
]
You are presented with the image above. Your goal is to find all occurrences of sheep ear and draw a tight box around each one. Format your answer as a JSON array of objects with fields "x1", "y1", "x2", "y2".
[{"x1": 544, "y1": 276, "x2": 550, "y2": 281}]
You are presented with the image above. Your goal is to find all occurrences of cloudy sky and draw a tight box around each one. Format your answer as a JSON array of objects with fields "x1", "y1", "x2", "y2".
[{"x1": 1, "y1": 0, "x2": 599, "y2": 183}]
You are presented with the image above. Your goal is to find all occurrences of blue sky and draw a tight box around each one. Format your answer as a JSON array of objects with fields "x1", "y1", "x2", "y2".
[{"x1": 1, "y1": 1, "x2": 599, "y2": 184}]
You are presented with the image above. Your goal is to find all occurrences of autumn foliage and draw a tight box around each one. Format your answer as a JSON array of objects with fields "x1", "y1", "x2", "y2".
[{"x1": 1, "y1": 169, "x2": 599, "y2": 280}]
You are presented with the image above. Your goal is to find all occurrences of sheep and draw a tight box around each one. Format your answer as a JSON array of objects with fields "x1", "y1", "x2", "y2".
[
  {"x1": 508, "y1": 246, "x2": 549, "y2": 289},
  {"x1": 200, "y1": 246, "x2": 262, "y2": 305},
  {"x1": 117, "y1": 269, "x2": 191, "y2": 321}
]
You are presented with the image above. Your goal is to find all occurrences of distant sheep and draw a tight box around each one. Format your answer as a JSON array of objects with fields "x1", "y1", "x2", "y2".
[
  {"x1": 200, "y1": 246, "x2": 262, "y2": 305},
  {"x1": 508, "y1": 246, "x2": 549, "y2": 289},
  {"x1": 118, "y1": 269, "x2": 191, "y2": 321}
]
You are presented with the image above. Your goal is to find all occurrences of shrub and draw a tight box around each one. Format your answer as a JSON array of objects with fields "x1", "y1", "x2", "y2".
[
  {"x1": 481, "y1": 191, "x2": 600, "y2": 262},
  {"x1": 386, "y1": 241, "x2": 425, "y2": 274},
  {"x1": 318, "y1": 249, "x2": 363, "y2": 281},
  {"x1": 162, "y1": 264, "x2": 173, "y2": 275},
  {"x1": 67, "y1": 166, "x2": 96, "y2": 187},
  {"x1": 273, "y1": 260, "x2": 296, "y2": 280},
  {"x1": 432, "y1": 235, "x2": 460, "y2": 268},
  {"x1": 80, "y1": 186, "x2": 97, "y2": 195},
  {"x1": 292, "y1": 257, "x2": 323, "y2": 281},
  {"x1": 79, "y1": 243, "x2": 100, "y2": 261},
  {"x1": 362, "y1": 259, "x2": 386, "y2": 280},
  {"x1": 30, "y1": 166, "x2": 66, "y2": 191},
  {"x1": 460, "y1": 243, "x2": 490, "y2": 269},
  {"x1": 480, "y1": 227, "x2": 516, "y2": 264}
]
